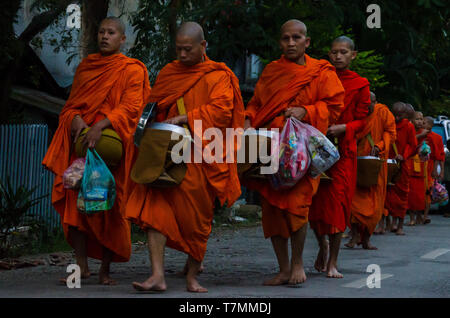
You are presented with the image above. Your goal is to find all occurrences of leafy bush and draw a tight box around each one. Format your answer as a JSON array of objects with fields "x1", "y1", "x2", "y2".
[{"x1": 0, "y1": 177, "x2": 48, "y2": 258}]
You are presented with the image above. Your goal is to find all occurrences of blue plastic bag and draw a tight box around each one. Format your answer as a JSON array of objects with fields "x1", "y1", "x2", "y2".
[{"x1": 77, "y1": 149, "x2": 116, "y2": 214}]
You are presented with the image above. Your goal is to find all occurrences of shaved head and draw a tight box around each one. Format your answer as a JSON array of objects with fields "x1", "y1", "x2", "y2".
[
  {"x1": 100, "y1": 17, "x2": 126, "y2": 35},
  {"x1": 281, "y1": 19, "x2": 307, "y2": 36},
  {"x1": 424, "y1": 116, "x2": 435, "y2": 129},
  {"x1": 405, "y1": 103, "x2": 415, "y2": 121},
  {"x1": 175, "y1": 21, "x2": 206, "y2": 66},
  {"x1": 332, "y1": 36, "x2": 355, "y2": 51},
  {"x1": 176, "y1": 21, "x2": 205, "y2": 43}
]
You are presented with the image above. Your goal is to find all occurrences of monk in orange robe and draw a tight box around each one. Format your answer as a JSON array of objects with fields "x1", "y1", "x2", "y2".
[
  {"x1": 346, "y1": 92, "x2": 396, "y2": 249},
  {"x1": 126, "y1": 22, "x2": 244, "y2": 293},
  {"x1": 423, "y1": 116, "x2": 446, "y2": 223},
  {"x1": 309, "y1": 36, "x2": 370, "y2": 278},
  {"x1": 42, "y1": 17, "x2": 151, "y2": 284},
  {"x1": 244, "y1": 20, "x2": 345, "y2": 286},
  {"x1": 407, "y1": 111, "x2": 427, "y2": 225},
  {"x1": 384, "y1": 102, "x2": 418, "y2": 235}
]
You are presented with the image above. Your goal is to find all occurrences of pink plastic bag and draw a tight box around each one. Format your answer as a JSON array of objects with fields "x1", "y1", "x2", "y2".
[
  {"x1": 270, "y1": 117, "x2": 310, "y2": 189},
  {"x1": 63, "y1": 158, "x2": 86, "y2": 189}
]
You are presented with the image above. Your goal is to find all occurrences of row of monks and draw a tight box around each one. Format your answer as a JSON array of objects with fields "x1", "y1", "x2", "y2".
[{"x1": 42, "y1": 17, "x2": 445, "y2": 293}]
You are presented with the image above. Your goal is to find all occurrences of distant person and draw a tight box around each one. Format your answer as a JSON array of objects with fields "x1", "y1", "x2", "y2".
[
  {"x1": 423, "y1": 116, "x2": 446, "y2": 223},
  {"x1": 42, "y1": 17, "x2": 151, "y2": 285},
  {"x1": 384, "y1": 102, "x2": 417, "y2": 235},
  {"x1": 347, "y1": 92, "x2": 396, "y2": 249},
  {"x1": 407, "y1": 111, "x2": 427, "y2": 226}
]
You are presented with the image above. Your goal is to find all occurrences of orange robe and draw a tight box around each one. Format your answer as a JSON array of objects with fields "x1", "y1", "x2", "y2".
[
  {"x1": 309, "y1": 69, "x2": 370, "y2": 235},
  {"x1": 408, "y1": 130, "x2": 427, "y2": 211},
  {"x1": 126, "y1": 56, "x2": 244, "y2": 262},
  {"x1": 244, "y1": 54, "x2": 345, "y2": 239},
  {"x1": 385, "y1": 119, "x2": 417, "y2": 218},
  {"x1": 350, "y1": 104, "x2": 396, "y2": 234},
  {"x1": 42, "y1": 53, "x2": 151, "y2": 262}
]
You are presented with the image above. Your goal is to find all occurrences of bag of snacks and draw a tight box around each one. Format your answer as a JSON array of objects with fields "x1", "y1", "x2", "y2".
[
  {"x1": 270, "y1": 117, "x2": 310, "y2": 189},
  {"x1": 63, "y1": 158, "x2": 85, "y2": 189},
  {"x1": 77, "y1": 149, "x2": 116, "y2": 214}
]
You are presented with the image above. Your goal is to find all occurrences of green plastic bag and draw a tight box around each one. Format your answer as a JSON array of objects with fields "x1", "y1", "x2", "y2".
[{"x1": 77, "y1": 148, "x2": 116, "y2": 214}]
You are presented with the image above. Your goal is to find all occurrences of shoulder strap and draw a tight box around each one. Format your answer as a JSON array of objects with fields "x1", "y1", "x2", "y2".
[
  {"x1": 392, "y1": 143, "x2": 399, "y2": 157},
  {"x1": 366, "y1": 133, "x2": 375, "y2": 148},
  {"x1": 176, "y1": 97, "x2": 191, "y2": 136}
]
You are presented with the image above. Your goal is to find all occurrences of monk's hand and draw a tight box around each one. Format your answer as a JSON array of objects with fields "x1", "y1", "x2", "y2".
[
  {"x1": 327, "y1": 124, "x2": 346, "y2": 138},
  {"x1": 244, "y1": 119, "x2": 252, "y2": 130},
  {"x1": 371, "y1": 146, "x2": 381, "y2": 157},
  {"x1": 284, "y1": 107, "x2": 306, "y2": 121},
  {"x1": 71, "y1": 115, "x2": 88, "y2": 144},
  {"x1": 83, "y1": 125, "x2": 103, "y2": 149},
  {"x1": 163, "y1": 115, "x2": 188, "y2": 126},
  {"x1": 395, "y1": 154, "x2": 404, "y2": 162}
]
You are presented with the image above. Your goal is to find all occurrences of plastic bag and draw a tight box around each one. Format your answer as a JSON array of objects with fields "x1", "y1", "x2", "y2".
[
  {"x1": 419, "y1": 141, "x2": 431, "y2": 161},
  {"x1": 270, "y1": 117, "x2": 310, "y2": 189},
  {"x1": 304, "y1": 124, "x2": 340, "y2": 178},
  {"x1": 63, "y1": 158, "x2": 85, "y2": 189},
  {"x1": 77, "y1": 149, "x2": 116, "y2": 214},
  {"x1": 431, "y1": 180, "x2": 449, "y2": 205}
]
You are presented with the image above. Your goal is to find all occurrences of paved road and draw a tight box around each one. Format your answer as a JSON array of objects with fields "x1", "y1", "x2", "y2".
[{"x1": 0, "y1": 215, "x2": 449, "y2": 298}]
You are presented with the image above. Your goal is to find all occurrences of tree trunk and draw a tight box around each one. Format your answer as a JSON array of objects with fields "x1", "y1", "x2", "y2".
[
  {"x1": 80, "y1": 0, "x2": 109, "y2": 58},
  {"x1": 0, "y1": 0, "x2": 72, "y2": 123},
  {"x1": 167, "y1": 0, "x2": 182, "y2": 62}
]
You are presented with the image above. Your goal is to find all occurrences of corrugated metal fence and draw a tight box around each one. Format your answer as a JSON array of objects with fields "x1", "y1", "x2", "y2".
[{"x1": 0, "y1": 124, "x2": 60, "y2": 232}]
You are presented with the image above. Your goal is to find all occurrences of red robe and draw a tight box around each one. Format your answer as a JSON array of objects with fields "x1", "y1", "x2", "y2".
[
  {"x1": 244, "y1": 54, "x2": 345, "y2": 239},
  {"x1": 42, "y1": 53, "x2": 151, "y2": 262},
  {"x1": 309, "y1": 69, "x2": 370, "y2": 235},
  {"x1": 408, "y1": 129, "x2": 427, "y2": 211},
  {"x1": 426, "y1": 131, "x2": 446, "y2": 192},
  {"x1": 385, "y1": 119, "x2": 417, "y2": 218}
]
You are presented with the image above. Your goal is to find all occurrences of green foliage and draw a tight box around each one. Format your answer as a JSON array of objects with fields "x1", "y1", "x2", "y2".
[
  {"x1": 351, "y1": 50, "x2": 389, "y2": 90},
  {"x1": 0, "y1": 177, "x2": 48, "y2": 258}
]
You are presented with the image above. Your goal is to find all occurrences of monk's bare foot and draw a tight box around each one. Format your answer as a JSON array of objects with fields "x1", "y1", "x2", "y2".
[
  {"x1": 362, "y1": 241, "x2": 378, "y2": 250},
  {"x1": 132, "y1": 276, "x2": 166, "y2": 292},
  {"x1": 288, "y1": 265, "x2": 306, "y2": 285},
  {"x1": 344, "y1": 236, "x2": 358, "y2": 248},
  {"x1": 396, "y1": 228, "x2": 405, "y2": 236},
  {"x1": 263, "y1": 272, "x2": 290, "y2": 286},
  {"x1": 326, "y1": 265, "x2": 343, "y2": 279},
  {"x1": 99, "y1": 274, "x2": 117, "y2": 285},
  {"x1": 177, "y1": 262, "x2": 204, "y2": 276},
  {"x1": 314, "y1": 242, "x2": 329, "y2": 272},
  {"x1": 407, "y1": 220, "x2": 416, "y2": 226},
  {"x1": 186, "y1": 278, "x2": 208, "y2": 293}
]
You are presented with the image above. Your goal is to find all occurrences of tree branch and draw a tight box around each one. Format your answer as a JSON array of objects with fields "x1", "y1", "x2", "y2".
[{"x1": 18, "y1": 0, "x2": 74, "y2": 43}]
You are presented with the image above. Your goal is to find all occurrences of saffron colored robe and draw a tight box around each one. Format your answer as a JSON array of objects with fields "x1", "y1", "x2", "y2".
[
  {"x1": 309, "y1": 69, "x2": 370, "y2": 235},
  {"x1": 350, "y1": 104, "x2": 396, "y2": 234},
  {"x1": 42, "y1": 53, "x2": 151, "y2": 262},
  {"x1": 126, "y1": 56, "x2": 244, "y2": 262},
  {"x1": 385, "y1": 119, "x2": 418, "y2": 218},
  {"x1": 244, "y1": 54, "x2": 345, "y2": 239}
]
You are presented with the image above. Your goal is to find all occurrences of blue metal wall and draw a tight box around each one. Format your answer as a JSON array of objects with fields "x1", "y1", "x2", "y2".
[{"x1": 0, "y1": 124, "x2": 60, "y2": 232}]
